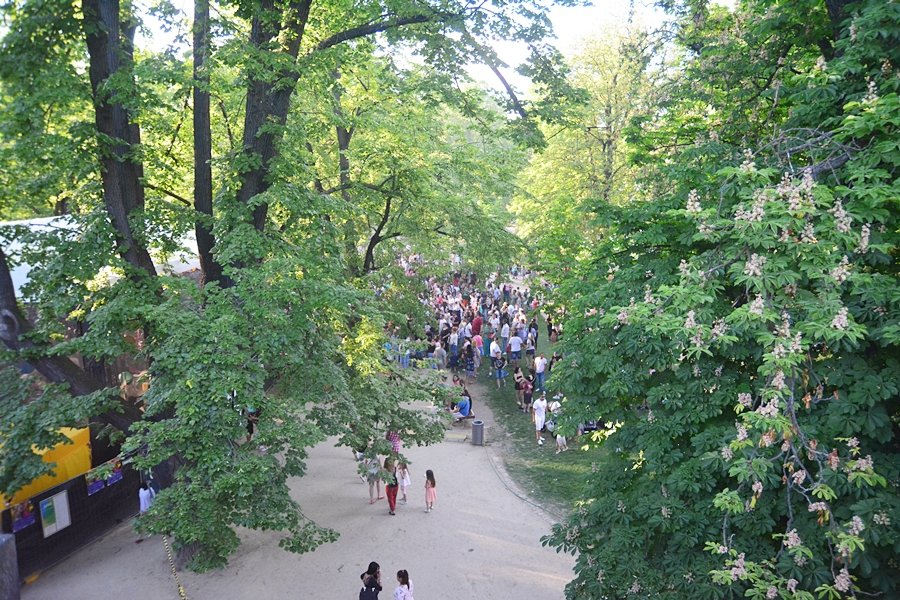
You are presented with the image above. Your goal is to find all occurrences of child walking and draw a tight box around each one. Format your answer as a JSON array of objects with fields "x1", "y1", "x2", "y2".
[
  {"x1": 424, "y1": 469, "x2": 437, "y2": 513},
  {"x1": 398, "y1": 462, "x2": 411, "y2": 504}
]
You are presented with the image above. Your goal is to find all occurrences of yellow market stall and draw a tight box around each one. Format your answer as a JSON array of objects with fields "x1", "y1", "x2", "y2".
[{"x1": 0, "y1": 428, "x2": 91, "y2": 509}]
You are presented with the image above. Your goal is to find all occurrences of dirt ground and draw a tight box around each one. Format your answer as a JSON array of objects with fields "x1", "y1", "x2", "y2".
[{"x1": 22, "y1": 390, "x2": 574, "y2": 600}]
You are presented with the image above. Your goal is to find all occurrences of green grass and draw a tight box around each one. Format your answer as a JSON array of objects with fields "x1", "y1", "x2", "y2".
[{"x1": 473, "y1": 317, "x2": 604, "y2": 517}]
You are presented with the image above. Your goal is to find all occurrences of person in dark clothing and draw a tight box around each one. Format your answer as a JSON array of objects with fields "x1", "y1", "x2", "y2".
[{"x1": 360, "y1": 561, "x2": 383, "y2": 598}]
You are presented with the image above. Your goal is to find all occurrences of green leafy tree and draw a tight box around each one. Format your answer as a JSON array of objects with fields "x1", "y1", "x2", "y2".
[
  {"x1": 538, "y1": 1, "x2": 899, "y2": 598},
  {"x1": 0, "y1": 0, "x2": 577, "y2": 570},
  {"x1": 513, "y1": 27, "x2": 661, "y2": 273}
]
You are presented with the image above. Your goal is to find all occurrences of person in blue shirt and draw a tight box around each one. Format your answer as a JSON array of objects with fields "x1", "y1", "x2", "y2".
[{"x1": 452, "y1": 393, "x2": 471, "y2": 422}]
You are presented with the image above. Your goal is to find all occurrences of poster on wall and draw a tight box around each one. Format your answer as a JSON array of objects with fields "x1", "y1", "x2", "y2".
[
  {"x1": 86, "y1": 471, "x2": 105, "y2": 496},
  {"x1": 11, "y1": 501, "x2": 37, "y2": 533},
  {"x1": 106, "y1": 459, "x2": 123, "y2": 485},
  {"x1": 40, "y1": 491, "x2": 71, "y2": 538}
]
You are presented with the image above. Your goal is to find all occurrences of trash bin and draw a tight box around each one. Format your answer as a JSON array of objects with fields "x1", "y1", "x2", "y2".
[{"x1": 471, "y1": 419, "x2": 485, "y2": 446}]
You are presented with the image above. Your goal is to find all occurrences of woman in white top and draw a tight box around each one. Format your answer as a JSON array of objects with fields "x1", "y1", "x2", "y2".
[{"x1": 393, "y1": 569, "x2": 414, "y2": 600}]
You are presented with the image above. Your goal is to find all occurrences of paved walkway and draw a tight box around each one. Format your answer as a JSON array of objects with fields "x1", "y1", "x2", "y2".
[{"x1": 23, "y1": 397, "x2": 574, "y2": 599}]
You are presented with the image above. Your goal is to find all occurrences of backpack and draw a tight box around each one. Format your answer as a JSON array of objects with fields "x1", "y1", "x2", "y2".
[{"x1": 359, "y1": 576, "x2": 379, "y2": 600}]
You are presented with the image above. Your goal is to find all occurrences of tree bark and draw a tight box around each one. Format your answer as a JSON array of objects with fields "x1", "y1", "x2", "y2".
[
  {"x1": 193, "y1": 0, "x2": 226, "y2": 286},
  {"x1": 331, "y1": 71, "x2": 361, "y2": 276},
  {"x1": 235, "y1": 0, "x2": 313, "y2": 233},
  {"x1": 82, "y1": 0, "x2": 157, "y2": 280}
]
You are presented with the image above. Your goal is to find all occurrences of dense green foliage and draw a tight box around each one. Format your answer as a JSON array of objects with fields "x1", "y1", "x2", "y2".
[
  {"x1": 520, "y1": 1, "x2": 899, "y2": 598},
  {"x1": 0, "y1": 0, "x2": 576, "y2": 570}
]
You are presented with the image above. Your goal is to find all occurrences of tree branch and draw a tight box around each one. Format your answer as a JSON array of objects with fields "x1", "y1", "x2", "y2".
[
  {"x1": 462, "y1": 31, "x2": 528, "y2": 119},
  {"x1": 316, "y1": 14, "x2": 433, "y2": 52},
  {"x1": 145, "y1": 183, "x2": 191, "y2": 206}
]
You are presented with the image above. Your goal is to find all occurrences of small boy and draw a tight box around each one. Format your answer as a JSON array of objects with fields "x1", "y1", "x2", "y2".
[{"x1": 493, "y1": 355, "x2": 507, "y2": 389}]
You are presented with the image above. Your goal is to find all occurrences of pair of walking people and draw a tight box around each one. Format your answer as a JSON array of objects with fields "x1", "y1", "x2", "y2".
[
  {"x1": 370, "y1": 458, "x2": 410, "y2": 515},
  {"x1": 359, "y1": 562, "x2": 415, "y2": 600}
]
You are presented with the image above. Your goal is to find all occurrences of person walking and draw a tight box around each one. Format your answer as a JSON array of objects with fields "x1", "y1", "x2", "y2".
[
  {"x1": 360, "y1": 562, "x2": 383, "y2": 599},
  {"x1": 384, "y1": 458, "x2": 399, "y2": 515},
  {"x1": 393, "y1": 569, "x2": 415, "y2": 600},
  {"x1": 138, "y1": 481, "x2": 155, "y2": 514},
  {"x1": 534, "y1": 353, "x2": 548, "y2": 391},
  {"x1": 532, "y1": 392, "x2": 548, "y2": 446},
  {"x1": 398, "y1": 462, "x2": 411, "y2": 504},
  {"x1": 366, "y1": 456, "x2": 383, "y2": 504},
  {"x1": 424, "y1": 469, "x2": 437, "y2": 512},
  {"x1": 513, "y1": 366, "x2": 526, "y2": 409},
  {"x1": 493, "y1": 354, "x2": 507, "y2": 389}
]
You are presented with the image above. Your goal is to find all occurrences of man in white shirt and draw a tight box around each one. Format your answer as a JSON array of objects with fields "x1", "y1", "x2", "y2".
[
  {"x1": 534, "y1": 353, "x2": 548, "y2": 391},
  {"x1": 500, "y1": 321, "x2": 510, "y2": 355},
  {"x1": 532, "y1": 392, "x2": 548, "y2": 446},
  {"x1": 508, "y1": 333, "x2": 522, "y2": 367}
]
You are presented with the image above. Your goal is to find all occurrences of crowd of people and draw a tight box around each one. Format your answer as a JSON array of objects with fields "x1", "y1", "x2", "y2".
[
  {"x1": 384, "y1": 270, "x2": 568, "y2": 447},
  {"x1": 355, "y1": 268, "x2": 570, "y2": 597}
]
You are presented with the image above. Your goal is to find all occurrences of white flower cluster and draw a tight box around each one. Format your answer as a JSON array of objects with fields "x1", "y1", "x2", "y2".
[
  {"x1": 864, "y1": 77, "x2": 879, "y2": 103},
  {"x1": 800, "y1": 221, "x2": 818, "y2": 244},
  {"x1": 735, "y1": 190, "x2": 766, "y2": 222},
  {"x1": 757, "y1": 399, "x2": 780, "y2": 417},
  {"x1": 739, "y1": 149, "x2": 756, "y2": 173},
  {"x1": 874, "y1": 512, "x2": 891, "y2": 526},
  {"x1": 738, "y1": 392, "x2": 753, "y2": 408},
  {"x1": 772, "y1": 369, "x2": 786, "y2": 390},
  {"x1": 808, "y1": 502, "x2": 828, "y2": 512},
  {"x1": 679, "y1": 260, "x2": 691, "y2": 277},
  {"x1": 848, "y1": 516, "x2": 865, "y2": 536},
  {"x1": 684, "y1": 310, "x2": 697, "y2": 329},
  {"x1": 751, "y1": 480, "x2": 763, "y2": 495},
  {"x1": 791, "y1": 469, "x2": 807, "y2": 485},
  {"x1": 830, "y1": 200, "x2": 852, "y2": 233},
  {"x1": 644, "y1": 286, "x2": 655, "y2": 304},
  {"x1": 748, "y1": 295, "x2": 765, "y2": 316},
  {"x1": 686, "y1": 189, "x2": 702, "y2": 214},
  {"x1": 830, "y1": 255, "x2": 851, "y2": 283},
  {"x1": 736, "y1": 423, "x2": 749, "y2": 441},
  {"x1": 858, "y1": 224, "x2": 871, "y2": 253},
  {"x1": 831, "y1": 306, "x2": 849, "y2": 330},
  {"x1": 744, "y1": 253, "x2": 767, "y2": 277},
  {"x1": 834, "y1": 568, "x2": 851, "y2": 593},
  {"x1": 783, "y1": 529, "x2": 802, "y2": 548}
]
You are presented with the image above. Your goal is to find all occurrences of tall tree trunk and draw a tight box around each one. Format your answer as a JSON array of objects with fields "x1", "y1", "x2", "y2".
[
  {"x1": 331, "y1": 71, "x2": 361, "y2": 276},
  {"x1": 82, "y1": 0, "x2": 157, "y2": 280},
  {"x1": 192, "y1": 0, "x2": 225, "y2": 286},
  {"x1": 362, "y1": 195, "x2": 392, "y2": 273},
  {"x1": 235, "y1": 0, "x2": 313, "y2": 233}
]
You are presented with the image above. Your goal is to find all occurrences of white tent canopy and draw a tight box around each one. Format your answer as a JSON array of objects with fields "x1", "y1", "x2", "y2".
[{"x1": 0, "y1": 216, "x2": 201, "y2": 297}]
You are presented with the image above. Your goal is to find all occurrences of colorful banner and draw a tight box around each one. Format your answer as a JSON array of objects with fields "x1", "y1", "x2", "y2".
[
  {"x1": 106, "y1": 460, "x2": 123, "y2": 485},
  {"x1": 11, "y1": 500, "x2": 36, "y2": 533},
  {"x1": 84, "y1": 458, "x2": 124, "y2": 495}
]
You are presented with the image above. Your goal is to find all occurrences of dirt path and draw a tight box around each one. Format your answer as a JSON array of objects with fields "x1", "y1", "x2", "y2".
[{"x1": 23, "y1": 397, "x2": 573, "y2": 600}]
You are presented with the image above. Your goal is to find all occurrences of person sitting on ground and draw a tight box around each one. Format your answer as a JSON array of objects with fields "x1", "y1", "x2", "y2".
[{"x1": 451, "y1": 391, "x2": 472, "y2": 422}]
